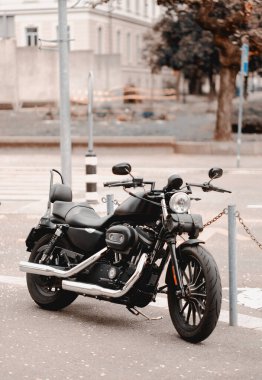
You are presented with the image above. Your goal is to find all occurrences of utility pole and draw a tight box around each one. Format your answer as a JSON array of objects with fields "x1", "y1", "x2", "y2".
[{"x1": 58, "y1": 0, "x2": 72, "y2": 186}]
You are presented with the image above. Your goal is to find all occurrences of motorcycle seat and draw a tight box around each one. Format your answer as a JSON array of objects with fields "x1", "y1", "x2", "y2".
[
  {"x1": 53, "y1": 201, "x2": 111, "y2": 228},
  {"x1": 53, "y1": 201, "x2": 86, "y2": 220}
]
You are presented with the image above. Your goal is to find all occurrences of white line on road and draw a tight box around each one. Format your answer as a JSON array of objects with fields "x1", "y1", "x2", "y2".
[
  {"x1": 0, "y1": 275, "x2": 261, "y2": 331},
  {"x1": 0, "y1": 275, "x2": 26, "y2": 286},
  {"x1": 150, "y1": 295, "x2": 262, "y2": 331},
  {"x1": 219, "y1": 310, "x2": 262, "y2": 331},
  {"x1": 247, "y1": 205, "x2": 262, "y2": 209}
]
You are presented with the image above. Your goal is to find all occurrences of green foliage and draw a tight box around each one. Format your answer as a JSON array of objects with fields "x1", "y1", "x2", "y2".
[
  {"x1": 143, "y1": 12, "x2": 220, "y2": 86},
  {"x1": 157, "y1": 0, "x2": 262, "y2": 55}
]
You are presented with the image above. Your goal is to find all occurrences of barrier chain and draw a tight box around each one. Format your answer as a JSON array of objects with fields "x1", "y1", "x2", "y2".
[
  {"x1": 102, "y1": 195, "x2": 120, "y2": 215},
  {"x1": 235, "y1": 211, "x2": 262, "y2": 250},
  {"x1": 204, "y1": 207, "x2": 262, "y2": 250},
  {"x1": 203, "y1": 208, "x2": 228, "y2": 228},
  {"x1": 102, "y1": 196, "x2": 120, "y2": 206}
]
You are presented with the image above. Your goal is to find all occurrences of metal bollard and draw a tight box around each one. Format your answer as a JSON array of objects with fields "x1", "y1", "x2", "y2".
[
  {"x1": 85, "y1": 153, "x2": 98, "y2": 203},
  {"x1": 228, "y1": 204, "x2": 238, "y2": 326},
  {"x1": 85, "y1": 71, "x2": 98, "y2": 204},
  {"x1": 106, "y1": 194, "x2": 114, "y2": 215}
]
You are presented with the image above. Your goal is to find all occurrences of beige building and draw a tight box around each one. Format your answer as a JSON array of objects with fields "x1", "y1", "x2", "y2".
[{"x1": 0, "y1": 0, "x2": 173, "y2": 107}]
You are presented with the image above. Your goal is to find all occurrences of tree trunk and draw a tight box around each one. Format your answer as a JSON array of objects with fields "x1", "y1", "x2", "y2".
[
  {"x1": 174, "y1": 70, "x2": 181, "y2": 102},
  {"x1": 214, "y1": 66, "x2": 238, "y2": 140},
  {"x1": 188, "y1": 76, "x2": 203, "y2": 95},
  {"x1": 208, "y1": 71, "x2": 216, "y2": 100}
]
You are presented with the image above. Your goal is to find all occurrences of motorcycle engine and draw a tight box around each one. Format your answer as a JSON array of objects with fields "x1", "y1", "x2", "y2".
[
  {"x1": 79, "y1": 225, "x2": 155, "y2": 291},
  {"x1": 105, "y1": 225, "x2": 154, "y2": 258}
]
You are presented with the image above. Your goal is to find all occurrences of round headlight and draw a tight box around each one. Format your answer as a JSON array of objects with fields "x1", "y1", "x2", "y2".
[{"x1": 169, "y1": 192, "x2": 191, "y2": 214}]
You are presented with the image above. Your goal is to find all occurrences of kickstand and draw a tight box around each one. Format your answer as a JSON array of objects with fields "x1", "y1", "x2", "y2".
[{"x1": 127, "y1": 306, "x2": 163, "y2": 321}]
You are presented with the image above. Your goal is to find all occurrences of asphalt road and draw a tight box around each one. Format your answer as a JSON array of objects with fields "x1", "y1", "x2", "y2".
[{"x1": 0, "y1": 147, "x2": 262, "y2": 379}]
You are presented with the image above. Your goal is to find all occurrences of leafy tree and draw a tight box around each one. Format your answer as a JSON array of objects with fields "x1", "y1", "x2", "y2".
[
  {"x1": 157, "y1": 0, "x2": 262, "y2": 140},
  {"x1": 143, "y1": 12, "x2": 219, "y2": 96}
]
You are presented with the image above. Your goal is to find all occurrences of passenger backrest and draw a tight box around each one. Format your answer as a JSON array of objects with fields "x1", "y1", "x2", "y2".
[{"x1": 49, "y1": 183, "x2": 72, "y2": 203}]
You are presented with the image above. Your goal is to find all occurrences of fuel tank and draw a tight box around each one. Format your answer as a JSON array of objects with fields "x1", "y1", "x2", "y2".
[{"x1": 114, "y1": 192, "x2": 160, "y2": 222}]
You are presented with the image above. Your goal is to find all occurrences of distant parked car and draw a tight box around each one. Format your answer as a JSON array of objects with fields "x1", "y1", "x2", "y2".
[{"x1": 232, "y1": 116, "x2": 262, "y2": 134}]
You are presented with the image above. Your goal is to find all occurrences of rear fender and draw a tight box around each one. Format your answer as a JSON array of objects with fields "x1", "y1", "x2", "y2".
[{"x1": 25, "y1": 224, "x2": 56, "y2": 252}]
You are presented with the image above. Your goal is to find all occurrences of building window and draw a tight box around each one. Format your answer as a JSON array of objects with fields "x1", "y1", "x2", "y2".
[
  {"x1": 144, "y1": 0, "x2": 148, "y2": 17},
  {"x1": 136, "y1": 34, "x2": 141, "y2": 64},
  {"x1": 26, "y1": 27, "x2": 38, "y2": 46},
  {"x1": 0, "y1": 15, "x2": 14, "y2": 38},
  {"x1": 126, "y1": 0, "x2": 130, "y2": 12},
  {"x1": 136, "y1": 0, "x2": 140, "y2": 15},
  {"x1": 116, "y1": 30, "x2": 121, "y2": 54},
  {"x1": 116, "y1": 0, "x2": 121, "y2": 10},
  {"x1": 126, "y1": 32, "x2": 131, "y2": 63},
  {"x1": 152, "y1": 2, "x2": 156, "y2": 19},
  {"x1": 98, "y1": 26, "x2": 102, "y2": 54}
]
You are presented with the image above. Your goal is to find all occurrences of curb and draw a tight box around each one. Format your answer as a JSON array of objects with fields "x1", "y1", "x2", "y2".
[
  {"x1": 0, "y1": 136, "x2": 175, "y2": 148},
  {"x1": 174, "y1": 141, "x2": 262, "y2": 155},
  {"x1": 0, "y1": 136, "x2": 261, "y2": 155}
]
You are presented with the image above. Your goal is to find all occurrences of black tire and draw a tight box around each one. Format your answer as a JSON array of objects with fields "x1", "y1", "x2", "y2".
[
  {"x1": 26, "y1": 234, "x2": 78, "y2": 310},
  {"x1": 167, "y1": 245, "x2": 222, "y2": 343}
]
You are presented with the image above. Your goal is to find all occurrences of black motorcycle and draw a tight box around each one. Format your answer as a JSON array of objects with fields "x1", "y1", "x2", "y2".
[{"x1": 20, "y1": 163, "x2": 231, "y2": 343}]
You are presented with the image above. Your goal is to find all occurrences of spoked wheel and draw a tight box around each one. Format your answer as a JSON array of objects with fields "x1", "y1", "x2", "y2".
[
  {"x1": 26, "y1": 234, "x2": 78, "y2": 310},
  {"x1": 167, "y1": 245, "x2": 221, "y2": 343}
]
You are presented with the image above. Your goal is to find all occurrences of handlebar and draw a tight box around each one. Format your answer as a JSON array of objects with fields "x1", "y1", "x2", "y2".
[
  {"x1": 104, "y1": 178, "x2": 231, "y2": 194},
  {"x1": 104, "y1": 180, "x2": 134, "y2": 188},
  {"x1": 104, "y1": 178, "x2": 155, "y2": 189},
  {"x1": 187, "y1": 182, "x2": 231, "y2": 194},
  {"x1": 207, "y1": 184, "x2": 231, "y2": 193}
]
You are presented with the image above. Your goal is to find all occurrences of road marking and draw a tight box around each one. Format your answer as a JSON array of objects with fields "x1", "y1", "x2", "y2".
[
  {"x1": 0, "y1": 275, "x2": 26, "y2": 286},
  {"x1": 0, "y1": 275, "x2": 261, "y2": 330},
  {"x1": 150, "y1": 296, "x2": 262, "y2": 331},
  {"x1": 219, "y1": 310, "x2": 262, "y2": 331},
  {"x1": 237, "y1": 288, "x2": 262, "y2": 309},
  {"x1": 247, "y1": 205, "x2": 262, "y2": 209}
]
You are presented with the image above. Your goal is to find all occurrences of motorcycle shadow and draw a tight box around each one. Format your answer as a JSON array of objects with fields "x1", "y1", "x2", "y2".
[
  {"x1": 24, "y1": 300, "x2": 208, "y2": 345},
  {"x1": 62, "y1": 299, "x2": 166, "y2": 330},
  {"x1": 60, "y1": 300, "x2": 200, "y2": 345}
]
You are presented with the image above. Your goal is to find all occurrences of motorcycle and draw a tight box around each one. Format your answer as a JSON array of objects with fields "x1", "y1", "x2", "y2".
[{"x1": 19, "y1": 163, "x2": 231, "y2": 343}]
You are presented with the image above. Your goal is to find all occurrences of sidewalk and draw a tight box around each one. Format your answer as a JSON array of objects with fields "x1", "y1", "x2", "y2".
[{"x1": 1, "y1": 135, "x2": 262, "y2": 155}]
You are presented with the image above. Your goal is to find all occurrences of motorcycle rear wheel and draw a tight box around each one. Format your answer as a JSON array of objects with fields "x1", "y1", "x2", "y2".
[
  {"x1": 167, "y1": 245, "x2": 221, "y2": 343},
  {"x1": 26, "y1": 234, "x2": 78, "y2": 310}
]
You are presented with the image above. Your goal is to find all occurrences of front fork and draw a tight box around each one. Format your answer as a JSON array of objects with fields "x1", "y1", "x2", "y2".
[
  {"x1": 160, "y1": 197, "x2": 185, "y2": 297},
  {"x1": 167, "y1": 239, "x2": 185, "y2": 297}
]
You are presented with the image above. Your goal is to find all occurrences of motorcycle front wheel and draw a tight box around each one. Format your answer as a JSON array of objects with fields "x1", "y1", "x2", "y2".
[
  {"x1": 167, "y1": 245, "x2": 222, "y2": 343},
  {"x1": 26, "y1": 234, "x2": 78, "y2": 310}
]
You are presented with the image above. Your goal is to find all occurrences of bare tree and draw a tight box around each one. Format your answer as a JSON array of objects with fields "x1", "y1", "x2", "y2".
[{"x1": 71, "y1": 0, "x2": 108, "y2": 7}]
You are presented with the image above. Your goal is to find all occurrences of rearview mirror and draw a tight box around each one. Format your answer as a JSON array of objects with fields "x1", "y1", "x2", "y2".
[
  {"x1": 112, "y1": 162, "x2": 132, "y2": 176},
  {"x1": 208, "y1": 167, "x2": 223, "y2": 180}
]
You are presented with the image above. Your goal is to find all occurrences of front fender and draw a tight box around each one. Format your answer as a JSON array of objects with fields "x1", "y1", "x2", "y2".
[{"x1": 178, "y1": 239, "x2": 205, "y2": 249}]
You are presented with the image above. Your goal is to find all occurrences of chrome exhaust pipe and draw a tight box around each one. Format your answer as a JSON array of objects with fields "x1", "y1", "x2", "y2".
[
  {"x1": 19, "y1": 247, "x2": 107, "y2": 278},
  {"x1": 62, "y1": 253, "x2": 148, "y2": 299}
]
